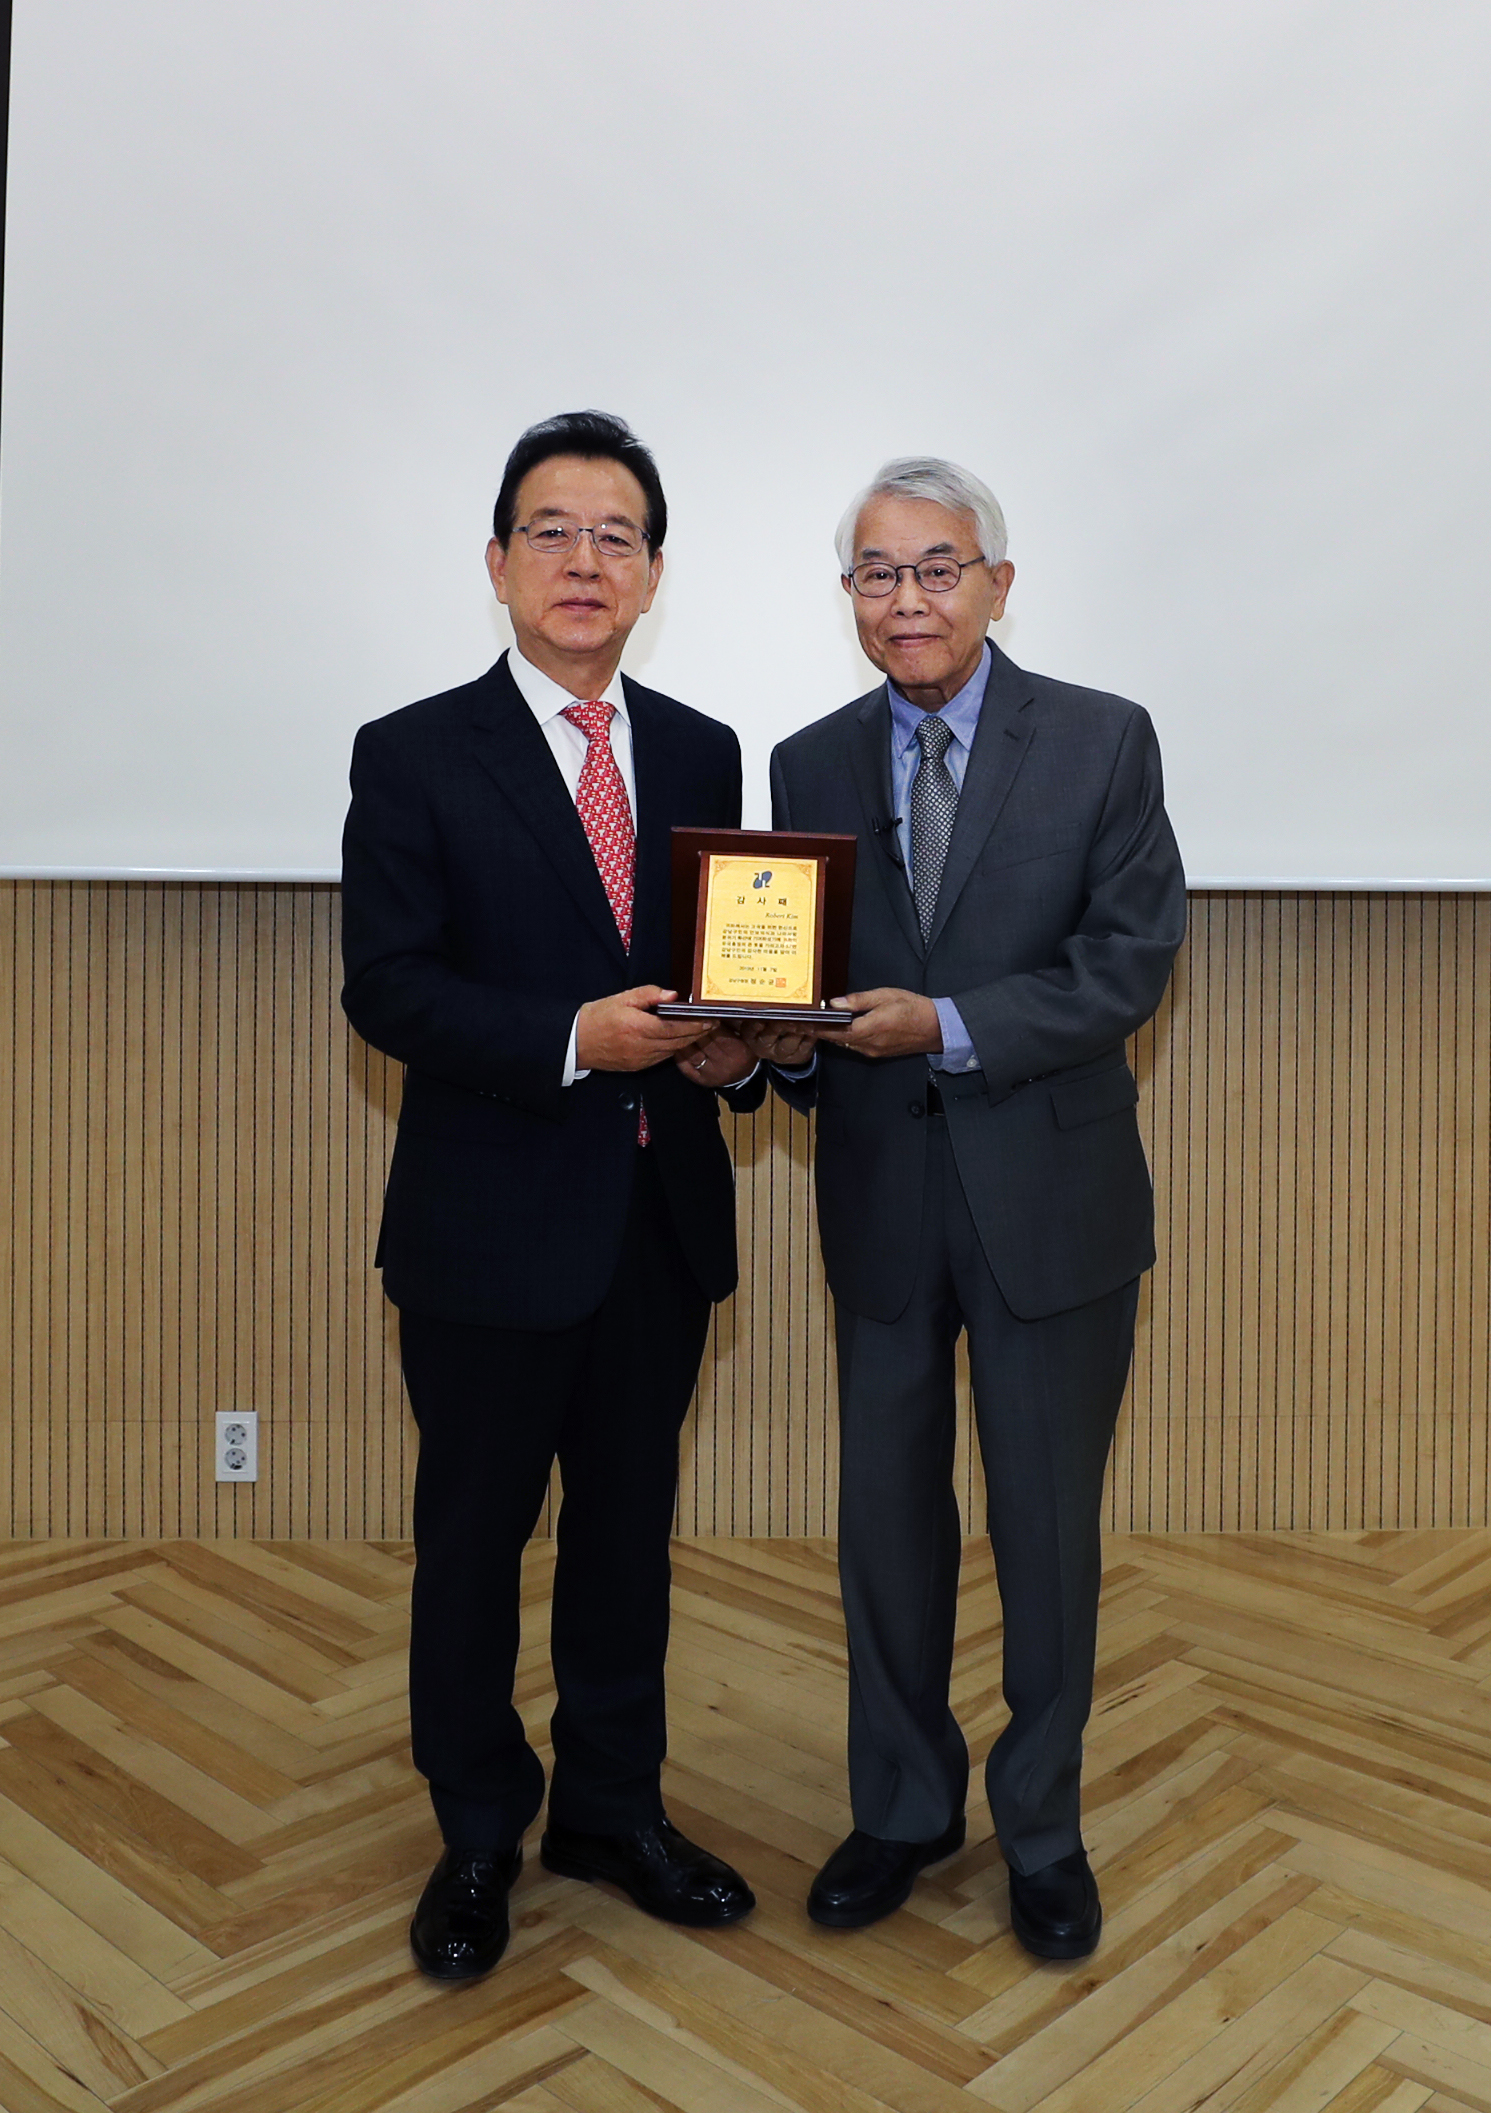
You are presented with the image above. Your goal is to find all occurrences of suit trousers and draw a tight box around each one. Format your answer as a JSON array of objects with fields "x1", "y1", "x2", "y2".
[
  {"x1": 833, "y1": 1116, "x2": 1139, "y2": 1875},
  {"x1": 398, "y1": 1147, "x2": 711, "y2": 1852}
]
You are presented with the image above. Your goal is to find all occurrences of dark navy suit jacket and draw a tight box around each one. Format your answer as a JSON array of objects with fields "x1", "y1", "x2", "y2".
[{"x1": 341, "y1": 651, "x2": 763, "y2": 1329}]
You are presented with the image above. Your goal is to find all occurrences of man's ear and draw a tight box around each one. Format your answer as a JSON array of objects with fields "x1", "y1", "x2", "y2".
[
  {"x1": 640, "y1": 544, "x2": 664, "y2": 614},
  {"x1": 486, "y1": 537, "x2": 509, "y2": 607},
  {"x1": 841, "y1": 573, "x2": 853, "y2": 596},
  {"x1": 988, "y1": 559, "x2": 1015, "y2": 622}
]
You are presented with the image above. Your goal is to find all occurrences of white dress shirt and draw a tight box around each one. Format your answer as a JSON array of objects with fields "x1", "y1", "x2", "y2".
[
  {"x1": 505, "y1": 645, "x2": 633, "y2": 1086},
  {"x1": 506, "y1": 644, "x2": 636, "y2": 822}
]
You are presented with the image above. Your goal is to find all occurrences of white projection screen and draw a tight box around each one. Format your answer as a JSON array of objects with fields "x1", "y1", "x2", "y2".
[{"x1": 1, "y1": 0, "x2": 1488, "y2": 884}]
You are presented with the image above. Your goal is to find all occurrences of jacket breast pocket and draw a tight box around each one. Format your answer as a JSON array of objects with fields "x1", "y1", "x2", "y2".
[
  {"x1": 1049, "y1": 1065, "x2": 1139, "y2": 1130},
  {"x1": 978, "y1": 827, "x2": 1087, "y2": 874}
]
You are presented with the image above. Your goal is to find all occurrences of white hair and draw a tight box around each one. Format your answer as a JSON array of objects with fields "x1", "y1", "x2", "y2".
[{"x1": 835, "y1": 456, "x2": 1008, "y2": 573}]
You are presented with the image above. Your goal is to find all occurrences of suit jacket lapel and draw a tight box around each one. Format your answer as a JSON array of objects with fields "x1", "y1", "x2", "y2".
[
  {"x1": 925, "y1": 643, "x2": 1036, "y2": 952},
  {"x1": 469, "y1": 656, "x2": 628, "y2": 961},
  {"x1": 845, "y1": 687, "x2": 923, "y2": 958},
  {"x1": 624, "y1": 681, "x2": 674, "y2": 960}
]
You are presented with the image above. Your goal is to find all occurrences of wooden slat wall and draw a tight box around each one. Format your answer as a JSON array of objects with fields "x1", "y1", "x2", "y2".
[
  {"x1": 0, "y1": 885, "x2": 406, "y2": 1539},
  {"x1": 2, "y1": 882, "x2": 1488, "y2": 1537}
]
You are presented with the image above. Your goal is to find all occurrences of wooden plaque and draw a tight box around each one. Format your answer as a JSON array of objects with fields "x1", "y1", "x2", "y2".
[{"x1": 656, "y1": 827, "x2": 858, "y2": 1025}]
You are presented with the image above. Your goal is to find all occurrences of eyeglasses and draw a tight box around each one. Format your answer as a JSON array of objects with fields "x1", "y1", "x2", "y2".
[
  {"x1": 514, "y1": 517, "x2": 647, "y2": 560},
  {"x1": 848, "y1": 555, "x2": 987, "y2": 597}
]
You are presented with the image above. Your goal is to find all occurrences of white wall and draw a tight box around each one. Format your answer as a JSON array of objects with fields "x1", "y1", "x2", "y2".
[{"x1": 2, "y1": 0, "x2": 1488, "y2": 882}]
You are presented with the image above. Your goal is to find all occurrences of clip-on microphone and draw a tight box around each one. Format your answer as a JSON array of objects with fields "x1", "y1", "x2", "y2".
[{"x1": 870, "y1": 815, "x2": 905, "y2": 871}]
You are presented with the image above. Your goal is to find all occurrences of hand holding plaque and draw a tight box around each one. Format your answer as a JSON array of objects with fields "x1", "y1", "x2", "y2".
[{"x1": 655, "y1": 828, "x2": 858, "y2": 1028}]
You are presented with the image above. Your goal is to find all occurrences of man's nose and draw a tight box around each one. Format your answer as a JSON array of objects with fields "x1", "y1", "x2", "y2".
[
  {"x1": 564, "y1": 531, "x2": 602, "y2": 575},
  {"x1": 890, "y1": 567, "x2": 929, "y2": 613}
]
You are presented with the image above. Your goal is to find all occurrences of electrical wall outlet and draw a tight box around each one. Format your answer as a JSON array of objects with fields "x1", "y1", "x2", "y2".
[{"x1": 215, "y1": 1412, "x2": 259, "y2": 1482}]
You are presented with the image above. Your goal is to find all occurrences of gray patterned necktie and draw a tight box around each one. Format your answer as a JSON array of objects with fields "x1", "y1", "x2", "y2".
[{"x1": 911, "y1": 712, "x2": 958, "y2": 944}]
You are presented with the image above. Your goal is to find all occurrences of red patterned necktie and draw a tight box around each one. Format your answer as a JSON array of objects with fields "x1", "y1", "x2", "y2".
[{"x1": 562, "y1": 700, "x2": 648, "y2": 1142}]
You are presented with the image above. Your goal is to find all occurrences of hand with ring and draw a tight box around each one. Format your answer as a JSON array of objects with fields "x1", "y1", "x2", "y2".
[{"x1": 675, "y1": 1024, "x2": 756, "y2": 1090}]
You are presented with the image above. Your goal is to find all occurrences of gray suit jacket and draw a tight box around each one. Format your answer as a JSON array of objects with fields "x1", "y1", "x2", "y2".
[{"x1": 769, "y1": 641, "x2": 1187, "y2": 1323}]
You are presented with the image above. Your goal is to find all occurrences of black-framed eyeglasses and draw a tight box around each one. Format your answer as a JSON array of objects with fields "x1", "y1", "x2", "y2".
[
  {"x1": 514, "y1": 517, "x2": 647, "y2": 560},
  {"x1": 848, "y1": 555, "x2": 987, "y2": 597}
]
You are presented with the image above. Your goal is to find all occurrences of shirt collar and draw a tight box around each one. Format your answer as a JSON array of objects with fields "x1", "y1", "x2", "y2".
[
  {"x1": 887, "y1": 640, "x2": 992, "y2": 753},
  {"x1": 506, "y1": 644, "x2": 630, "y2": 728}
]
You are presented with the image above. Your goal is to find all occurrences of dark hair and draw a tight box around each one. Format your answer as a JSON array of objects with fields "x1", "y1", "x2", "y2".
[{"x1": 491, "y1": 409, "x2": 668, "y2": 549}]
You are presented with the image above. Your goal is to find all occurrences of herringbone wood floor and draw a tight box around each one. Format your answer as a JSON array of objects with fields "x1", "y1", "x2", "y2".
[{"x1": 0, "y1": 1535, "x2": 1489, "y2": 2111}]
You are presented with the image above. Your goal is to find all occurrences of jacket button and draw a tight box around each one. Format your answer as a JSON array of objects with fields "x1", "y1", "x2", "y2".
[
  {"x1": 908, "y1": 1100, "x2": 925, "y2": 1119},
  {"x1": 619, "y1": 1094, "x2": 637, "y2": 1113}
]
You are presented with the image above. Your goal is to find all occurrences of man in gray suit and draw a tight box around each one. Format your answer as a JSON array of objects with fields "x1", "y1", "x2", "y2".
[{"x1": 752, "y1": 458, "x2": 1186, "y2": 1957}]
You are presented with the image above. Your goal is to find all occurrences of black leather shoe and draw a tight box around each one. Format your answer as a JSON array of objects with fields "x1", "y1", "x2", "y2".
[
  {"x1": 1007, "y1": 1848, "x2": 1102, "y2": 1959},
  {"x1": 807, "y1": 1815, "x2": 966, "y2": 1929},
  {"x1": 541, "y1": 1817, "x2": 755, "y2": 1927},
  {"x1": 410, "y1": 1843, "x2": 523, "y2": 1980}
]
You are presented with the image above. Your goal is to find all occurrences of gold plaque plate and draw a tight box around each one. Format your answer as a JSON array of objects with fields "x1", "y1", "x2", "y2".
[{"x1": 697, "y1": 853, "x2": 819, "y2": 1008}]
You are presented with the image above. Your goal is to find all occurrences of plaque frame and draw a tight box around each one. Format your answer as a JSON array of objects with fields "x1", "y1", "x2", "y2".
[{"x1": 655, "y1": 827, "x2": 859, "y2": 1026}]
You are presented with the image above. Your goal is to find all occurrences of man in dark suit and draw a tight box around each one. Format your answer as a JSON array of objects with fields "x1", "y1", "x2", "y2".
[
  {"x1": 341, "y1": 411, "x2": 762, "y2": 1980},
  {"x1": 751, "y1": 458, "x2": 1186, "y2": 1957}
]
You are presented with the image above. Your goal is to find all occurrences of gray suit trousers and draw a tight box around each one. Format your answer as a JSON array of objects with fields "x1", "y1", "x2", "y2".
[{"x1": 834, "y1": 1116, "x2": 1138, "y2": 1874}]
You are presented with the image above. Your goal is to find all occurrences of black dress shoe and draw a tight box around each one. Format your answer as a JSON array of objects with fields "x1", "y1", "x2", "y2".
[
  {"x1": 540, "y1": 1817, "x2": 755, "y2": 1927},
  {"x1": 1007, "y1": 1848, "x2": 1102, "y2": 1959},
  {"x1": 807, "y1": 1815, "x2": 966, "y2": 1929},
  {"x1": 410, "y1": 1843, "x2": 523, "y2": 1980}
]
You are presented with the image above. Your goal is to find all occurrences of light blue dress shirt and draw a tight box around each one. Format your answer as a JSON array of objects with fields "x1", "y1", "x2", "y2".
[{"x1": 886, "y1": 642, "x2": 991, "y2": 1074}]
